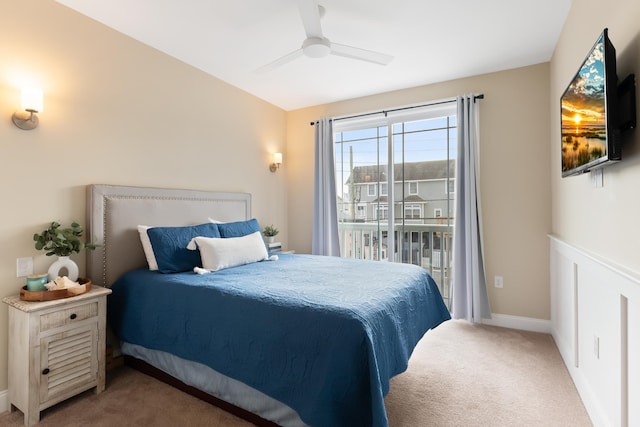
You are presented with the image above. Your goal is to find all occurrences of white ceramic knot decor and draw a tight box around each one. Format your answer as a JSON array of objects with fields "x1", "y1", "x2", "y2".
[{"x1": 47, "y1": 256, "x2": 79, "y2": 281}]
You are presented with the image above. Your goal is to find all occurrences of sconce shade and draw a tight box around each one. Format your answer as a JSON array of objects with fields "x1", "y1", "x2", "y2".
[
  {"x1": 270, "y1": 152, "x2": 283, "y2": 173},
  {"x1": 12, "y1": 87, "x2": 43, "y2": 130},
  {"x1": 21, "y1": 88, "x2": 43, "y2": 112}
]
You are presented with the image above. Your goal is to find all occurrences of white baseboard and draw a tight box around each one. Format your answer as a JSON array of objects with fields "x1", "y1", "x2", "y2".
[
  {"x1": 482, "y1": 313, "x2": 552, "y2": 333},
  {"x1": 0, "y1": 388, "x2": 8, "y2": 414}
]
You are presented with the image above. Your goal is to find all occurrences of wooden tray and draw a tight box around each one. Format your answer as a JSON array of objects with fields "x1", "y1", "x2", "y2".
[{"x1": 20, "y1": 278, "x2": 92, "y2": 301}]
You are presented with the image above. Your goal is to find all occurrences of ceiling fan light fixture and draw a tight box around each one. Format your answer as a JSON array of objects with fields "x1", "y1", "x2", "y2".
[
  {"x1": 255, "y1": 2, "x2": 393, "y2": 72},
  {"x1": 302, "y1": 37, "x2": 331, "y2": 58}
]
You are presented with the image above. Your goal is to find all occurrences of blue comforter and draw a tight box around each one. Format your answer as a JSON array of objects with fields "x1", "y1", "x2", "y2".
[{"x1": 108, "y1": 254, "x2": 450, "y2": 427}]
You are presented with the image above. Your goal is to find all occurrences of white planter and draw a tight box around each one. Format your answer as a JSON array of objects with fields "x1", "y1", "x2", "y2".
[
  {"x1": 47, "y1": 256, "x2": 79, "y2": 281},
  {"x1": 266, "y1": 236, "x2": 275, "y2": 243}
]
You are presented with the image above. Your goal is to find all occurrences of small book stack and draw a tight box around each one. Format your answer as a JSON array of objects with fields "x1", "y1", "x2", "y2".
[{"x1": 267, "y1": 241, "x2": 282, "y2": 252}]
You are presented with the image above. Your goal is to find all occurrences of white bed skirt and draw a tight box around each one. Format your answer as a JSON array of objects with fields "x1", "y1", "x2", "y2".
[{"x1": 121, "y1": 342, "x2": 307, "y2": 427}]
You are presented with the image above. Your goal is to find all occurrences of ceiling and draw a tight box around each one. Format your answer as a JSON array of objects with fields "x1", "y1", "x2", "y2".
[{"x1": 55, "y1": 0, "x2": 572, "y2": 111}]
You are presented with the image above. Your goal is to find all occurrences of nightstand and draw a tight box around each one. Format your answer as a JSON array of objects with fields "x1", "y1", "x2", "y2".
[{"x1": 2, "y1": 286, "x2": 111, "y2": 426}]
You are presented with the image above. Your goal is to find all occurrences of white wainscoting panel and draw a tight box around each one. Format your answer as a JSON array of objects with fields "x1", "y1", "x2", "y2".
[
  {"x1": 0, "y1": 389, "x2": 7, "y2": 414},
  {"x1": 550, "y1": 235, "x2": 640, "y2": 427},
  {"x1": 629, "y1": 297, "x2": 639, "y2": 427}
]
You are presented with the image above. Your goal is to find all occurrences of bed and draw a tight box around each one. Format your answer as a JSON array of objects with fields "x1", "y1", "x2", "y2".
[{"x1": 86, "y1": 184, "x2": 451, "y2": 427}]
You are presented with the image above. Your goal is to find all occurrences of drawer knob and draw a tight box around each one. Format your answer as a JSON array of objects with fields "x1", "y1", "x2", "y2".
[
  {"x1": 70, "y1": 313, "x2": 77, "y2": 320},
  {"x1": 42, "y1": 368, "x2": 50, "y2": 375}
]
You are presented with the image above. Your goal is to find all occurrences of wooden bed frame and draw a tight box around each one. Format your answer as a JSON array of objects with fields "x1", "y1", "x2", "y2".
[{"x1": 85, "y1": 184, "x2": 295, "y2": 426}]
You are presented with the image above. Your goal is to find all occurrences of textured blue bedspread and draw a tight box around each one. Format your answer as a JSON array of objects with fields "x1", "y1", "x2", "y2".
[{"x1": 108, "y1": 254, "x2": 450, "y2": 427}]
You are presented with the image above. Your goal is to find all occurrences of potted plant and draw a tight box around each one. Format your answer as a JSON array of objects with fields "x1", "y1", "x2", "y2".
[
  {"x1": 34, "y1": 221, "x2": 97, "y2": 281},
  {"x1": 262, "y1": 224, "x2": 279, "y2": 243}
]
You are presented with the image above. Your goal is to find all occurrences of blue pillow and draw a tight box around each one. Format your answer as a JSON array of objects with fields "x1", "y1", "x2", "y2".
[
  {"x1": 146, "y1": 223, "x2": 220, "y2": 273},
  {"x1": 217, "y1": 218, "x2": 261, "y2": 238}
]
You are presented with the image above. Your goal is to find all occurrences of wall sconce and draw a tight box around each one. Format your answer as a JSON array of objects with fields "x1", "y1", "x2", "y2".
[
  {"x1": 270, "y1": 152, "x2": 283, "y2": 172},
  {"x1": 12, "y1": 87, "x2": 43, "y2": 130}
]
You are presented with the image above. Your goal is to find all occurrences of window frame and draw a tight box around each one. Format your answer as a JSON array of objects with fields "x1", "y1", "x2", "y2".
[
  {"x1": 404, "y1": 204, "x2": 422, "y2": 222},
  {"x1": 375, "y1": 204, "x2": 388, "y2": 220},
  {"x1": 408, "y1": 181, "x2": 419, "y2": 195},
  {"x1": 447, "y1": 179, "x2": 455, "y2": 194},
  {"x1": 334, "y1": 100, "x2": 457, "y2": 264}
]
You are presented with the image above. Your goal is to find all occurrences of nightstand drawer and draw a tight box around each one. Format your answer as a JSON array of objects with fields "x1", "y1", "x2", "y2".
[{"x1": 40, "y1": 301, "x2": 98, "y2": 332}]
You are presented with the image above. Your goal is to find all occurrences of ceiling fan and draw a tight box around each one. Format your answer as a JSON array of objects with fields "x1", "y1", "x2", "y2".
[{"x1": 256, "y1": 0, "x2": 393, "y2": 73}]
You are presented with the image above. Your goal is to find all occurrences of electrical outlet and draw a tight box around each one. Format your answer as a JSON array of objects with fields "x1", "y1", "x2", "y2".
[
  {"x1": 494, "y1": 275, "x2": 503, "y2": 288},
  {"x1": 17, "y1": 257, "x2": 34, "y2": 277}
]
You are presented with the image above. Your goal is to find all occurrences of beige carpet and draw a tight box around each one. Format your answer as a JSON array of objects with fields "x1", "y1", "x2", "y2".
[
  {"x1": 384, "y1": 320, "x2": 591, "y2": 427},
  {"x1": 0, "y1": 320, "x2": 591, "y2": 426}
]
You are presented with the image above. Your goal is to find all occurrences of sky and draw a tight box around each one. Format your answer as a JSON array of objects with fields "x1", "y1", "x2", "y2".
[
  {"x1": 561, "y1": 35, "x2": 606, "y2": 129},
  {"x1": 334, "y1": 116, "x2": 457, "y2": 194}
]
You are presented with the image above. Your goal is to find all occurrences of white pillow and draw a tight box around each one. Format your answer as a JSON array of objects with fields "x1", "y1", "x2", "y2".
[
  {"x1": 187, "y1": 231, "x2": 268, "y2": 272},
  {"x1": 137, "y1": 225, "x2": 158, "y2": 271}
]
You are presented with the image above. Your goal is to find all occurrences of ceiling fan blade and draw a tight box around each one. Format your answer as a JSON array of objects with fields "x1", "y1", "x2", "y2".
[
  {"x1": 297, "y1": 0, "x2": 323, "y2": 39},
  {"x1": 330, "y1": 42, "x2": 394, "y2": 66},
  {"x1": 254, "y1": 48, "x2": 304, "y2": 73}
]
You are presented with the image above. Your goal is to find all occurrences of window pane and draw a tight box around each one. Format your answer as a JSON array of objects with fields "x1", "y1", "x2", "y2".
[{"x1": 409, "y1": 182, "x2": 418, "y2": 194}]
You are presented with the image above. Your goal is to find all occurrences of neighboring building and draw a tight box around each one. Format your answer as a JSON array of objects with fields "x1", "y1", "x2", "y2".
[
  {"x1": 339, "y1": 159, "x2": 455, "y2": 225},
  {"x1": 337, "y1": 159, "x2": 455, "y2": 303},
  {"x1": 333, "y1": 126, "x2": 458, "y2": 305}
]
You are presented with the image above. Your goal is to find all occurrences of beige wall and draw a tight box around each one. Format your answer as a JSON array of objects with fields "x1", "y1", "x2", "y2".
[
  {"x1": 287, "y1": 64, "x2": 552, "y2": 321},
  {"x1": 550, "y1": 0, "x2": 640, "y2": 271},
  {"x1": 0, "y1": 0, "x2": 287, "y2": 390}
]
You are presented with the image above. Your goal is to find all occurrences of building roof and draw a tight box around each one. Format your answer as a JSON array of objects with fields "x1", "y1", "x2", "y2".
[
  {"x1": 403, "y1": 195, "x2": 427, "y2": 202},
  {"x1": 346, "y1": 160, "x2": 455, "y2": 184}
]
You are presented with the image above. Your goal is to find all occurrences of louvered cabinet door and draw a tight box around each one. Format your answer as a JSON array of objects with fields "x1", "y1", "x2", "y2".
[{"x1": 39, "y1": 323, "x2": 98, "y2": 404}]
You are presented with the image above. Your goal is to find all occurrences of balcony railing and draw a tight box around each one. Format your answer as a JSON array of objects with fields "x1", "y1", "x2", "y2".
[{"x1": 338, "y1": 221, "x2": 453, "y2": 307}]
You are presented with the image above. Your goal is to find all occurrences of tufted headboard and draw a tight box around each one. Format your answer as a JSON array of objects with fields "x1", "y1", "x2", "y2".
[{"x1": 86, "y1": 184, "x2": 251, "y2": 287}]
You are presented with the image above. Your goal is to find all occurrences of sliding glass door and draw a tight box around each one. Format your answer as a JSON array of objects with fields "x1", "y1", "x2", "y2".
[{"x1": 334, "y1": 103, "x2": 456, "y2": 305}]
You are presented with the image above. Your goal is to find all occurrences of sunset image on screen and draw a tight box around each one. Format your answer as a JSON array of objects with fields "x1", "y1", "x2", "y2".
[{"x1": 561, "y1": 35, "x2": 607, "y2": 173}]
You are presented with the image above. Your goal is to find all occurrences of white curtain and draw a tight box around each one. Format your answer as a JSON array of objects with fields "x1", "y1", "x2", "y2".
[
  {"x1": 451, "y1": 95, "x2": 491, "y2": 323},
  {"x1": 312, "y1": 118, "x2": 341, "y2": 256}
]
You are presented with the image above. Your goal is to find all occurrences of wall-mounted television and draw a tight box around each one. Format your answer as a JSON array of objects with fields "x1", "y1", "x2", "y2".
[{"x1": 561, "y1": 28, "x2": 621, "y2": 177}]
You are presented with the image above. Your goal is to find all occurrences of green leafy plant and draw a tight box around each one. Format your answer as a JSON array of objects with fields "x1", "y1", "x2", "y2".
[
  {"x1": 34, "y1": 221, "x2": 98, "y2": 257},
  {"x1": 262, "y1": 224, "x2": 279, "y2": 237}
]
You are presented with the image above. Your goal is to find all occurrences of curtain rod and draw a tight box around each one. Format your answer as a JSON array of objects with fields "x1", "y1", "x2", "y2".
[{"x1": 309, "y1": 94, "x2": 484, "y2": 126}]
